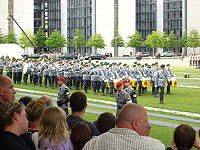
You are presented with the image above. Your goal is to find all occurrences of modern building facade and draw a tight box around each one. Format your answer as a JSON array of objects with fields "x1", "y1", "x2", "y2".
[
  {"x1": 66, "y1": 0, "x2": 92, "y2": 55},
  {"x1": 1, "y1": 0, "x2": 200, "y2": 56}
]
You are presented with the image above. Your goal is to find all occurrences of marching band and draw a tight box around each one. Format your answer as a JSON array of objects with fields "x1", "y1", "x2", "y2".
[{"x1": 0, "y1": 57, "x2": 177, "y2": 104}]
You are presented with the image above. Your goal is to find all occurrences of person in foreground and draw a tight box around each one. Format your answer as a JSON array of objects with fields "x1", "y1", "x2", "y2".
[
  {"x1": 38, "y1": 106, "x2": 71, "y2": 150},
  {"x1": 82, "y1": 103, "x2": 165, "y2": 150},
  {"x1": 0, "y1": 102, "x2": 30, "y2": 150},
  {"x1": 166, "y1": 124, "x2": 200, "y2": 150},
  {"x1": 0, "y1": 75, "x2": 16, "y2": 104},
  {"x1": 66, "y1": 91, "x2": 99, "y2": 136}
]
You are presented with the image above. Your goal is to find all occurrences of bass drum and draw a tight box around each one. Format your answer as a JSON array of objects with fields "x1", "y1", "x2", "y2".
[{"x1": 23, "y1": 64, "x2": 30, "y2": 74}]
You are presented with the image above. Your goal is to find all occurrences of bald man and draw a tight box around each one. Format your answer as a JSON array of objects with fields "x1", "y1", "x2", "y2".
[
  {"x1": 0, "y1": 75, "x2": 16, "y2": 104},
  {"x1": 38, "y1": 96, "x2": 53, "y2": 106},
  {"x1": 83, "y1": 103, "x2": 165, "y2": 150}
]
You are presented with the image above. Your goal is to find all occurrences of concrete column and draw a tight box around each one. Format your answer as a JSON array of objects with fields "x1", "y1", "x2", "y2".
[
  {"x1": 156, "y1": 0, "x2": 164, "y2": 54},
  {"x1": 8, "y1": 0, "x2": 14, "y2": 33},
  {"x1": 114, "y1": 0, "x2": 118, "y2": 57},
  {"x1": 182, "y1": 0, "x2": 187, "y2": 55},
  {"x1": 92, "y1": 0, "x2": 96, "y2": 54}
]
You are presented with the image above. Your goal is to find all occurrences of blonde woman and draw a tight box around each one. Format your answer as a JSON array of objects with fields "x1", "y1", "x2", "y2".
[{"x1": 38, "y1": 106, "x2": 72, "y2": 150}]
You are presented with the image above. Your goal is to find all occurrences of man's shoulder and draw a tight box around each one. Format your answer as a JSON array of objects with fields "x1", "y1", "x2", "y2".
[{"x1": 139, "y1": 136, "x2": 165, "y2": 149}]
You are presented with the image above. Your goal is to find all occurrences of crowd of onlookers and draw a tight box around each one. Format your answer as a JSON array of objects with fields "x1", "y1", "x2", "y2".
[{"x1": 0, "y1": 74, "x2": 200, "y2": 150}]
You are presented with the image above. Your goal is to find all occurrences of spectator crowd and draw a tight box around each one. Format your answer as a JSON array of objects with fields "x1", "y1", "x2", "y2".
[{"x1": 0, "y1": 74, "x2": 200, "y2": 150}]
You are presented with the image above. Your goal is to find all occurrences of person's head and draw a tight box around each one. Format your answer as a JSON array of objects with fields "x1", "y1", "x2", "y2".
[
  {"x1": 39, "y1": 106, "x2": 69, "y2": 148},
  {"x1": 166, "y1": 64, "x2": 170, "y2": 69},
  {"x1": 0, "y1": 102, "x2": 28, "y2": 135},
  {"x1": 57, "y1": 77, "x2": 65, "y2": 86},
  {"x1": 96, "y1": 112, "x2": 116, "y2": 134},
  {"x1": 117, "y1": 103, "x2": 150, "y2": 136},
  {"x1": 70, "y1": 91, "x2": 87, "y2": 113},
  {"x1": 38, "y1": 96, "x2": 53, "y2": 106},
  {"x1": 26, "y1": 101, "x2": 47, "y2": 128},
  {"x1": 123, "y1": 78, "x2": 130, "y2": 88},
  {"x1": 19, "y1": 96, "x2": 33, "y2": 106},
  {"x1": 70, "y1": 122, "x2": 92, "y2": 150},
  {"x1": 174, "y1": 124, "x2": 196, "y2": 150},
  {"x1": 0, "y1": 75, "x2": 16, "y2": 104},
  {"x1": 116, "y1": 81, "x2": 123, "y2": 92},
  {"x1": 160, "y1": 64, "x2": 165, "y2": 70}
]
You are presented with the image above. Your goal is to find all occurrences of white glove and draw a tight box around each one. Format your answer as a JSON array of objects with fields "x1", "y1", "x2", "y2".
[{"x1": 155, "y1": 85, "x2": 157, "y2": 87}]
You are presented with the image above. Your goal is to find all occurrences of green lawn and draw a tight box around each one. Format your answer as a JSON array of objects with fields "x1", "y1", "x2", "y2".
[{"x1": 9, "y1": 66, "x2": 200, "y2": 149}]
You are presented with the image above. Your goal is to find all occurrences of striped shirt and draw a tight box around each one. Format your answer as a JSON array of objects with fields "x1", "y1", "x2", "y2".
[{"x1": 82, "y1": 128, "x2": 165, "y2": 150}]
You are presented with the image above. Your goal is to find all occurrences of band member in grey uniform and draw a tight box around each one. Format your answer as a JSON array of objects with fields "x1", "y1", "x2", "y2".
[
  {"x1": 43, "y1": 60, "x2": 49, "y2": 87},
  {"x1": 57, "y1": 77, "x2": 70, "y2": 115},
  {"x1": 123, "y1": 78, "x2": 137, "y2": 104},
  {"x1": 49, "y1": 61, "x2": 57, "y2": 88},
  {"x1": 90, "y1": 65, "x2": 99, "y2": 95},
  {"x1": 73, "y1": 61, "x2": 81, "y2": 90},
  {"x1": 154, "y1": 64, "x2": 168, "y2": 104},
  {"x1": 6, "y1": 59, "x2": 12, "y2": 79},
  {"x1": 115, "y1": 81, "x2": 131, "y2": 116},
  {"x1": 82, "y1": 65, "x2": 91, "y2": 94},
  {"x1": 166, "y1": 64, "x2": 173, "y2": 95},
  {"x1": 12, "y1": 59, "x2": 17, "y2": 84},
  {"x1": 106, "y1": 64, "x2": 116, "y2": 96},
  {"x1": 98, "y1": 63, "x2": 106, "y2": 95}
]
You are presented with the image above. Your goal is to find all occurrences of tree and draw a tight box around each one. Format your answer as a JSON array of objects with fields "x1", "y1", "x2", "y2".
[
  {"x1": 87, "y1": 33, "x2": 106, "y2": 49},
  {"x1": 164, "y1": 31, "x2": 178, "y2": 51},
  {"x1": 111, "y1": 33, "x2": 125, "y2": 47},
  {"x1": 33, "y1": 27, "x2": 46, "y2": 49},
  {"x1": 145, "y1": 31, "x2": 165, "y2": 56},
  {"x1": 18, "y1": 31, "x2": 35, "y2": 49},
  {"x1": 46, "y1": 29, "x2": 66, "y2": 49},
  {"x1": 127, "y1": 31, "x2": 143, "y2": 49},
  {"x1": 71, "y1": 29, "x2": 86, "y2": 54},
  {"x1": 187, "y1": 29, "x2": 200, "y2": 53},
  {"x1": 3, "y1": 32, "x2": 17, "y2": 43},
  {"x1": 178, "y1": 32, "x2": 188, "y2": 48}
]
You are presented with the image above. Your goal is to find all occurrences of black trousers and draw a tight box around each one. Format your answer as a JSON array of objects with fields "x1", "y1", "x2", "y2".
[
  {"x1": 16, "y1": 72, "x2": 22, "y2": 84},
  {"x1": 50, "y1": 76, "x2": 56, "y2": 88},
  {"x1": 13, "y1": 72, "x2": 17, "y2": 84},
  {"x1": 152, "y1": 81, "x2": 156, "y2": 95},
  {"x1": 0, "y1": 69, "x2": 3, "y2": 75},
  {"x1": 30, "y1": 74, "x2": 33, "y2": 84},
  {"x1": 7, "y1": 72, "x2": 12, "y2": 79},
  {"x1": 33, "y1": 74, "x2": 38, "y2": 85},
  {"x1": 44, "y1": 75, "x2": 49, "y2": 87},
  {"x1": 108, "y1": 81, "x2": 114, "y2": 95},
  {"x1": 38, "y1": 76, "x2": 43, "y2": 86},
  {"x1": 83, "y1": 80, "x2": 90, "y2": 93},
  {"x1": 100, "y1": 81, "x2": 106, "y2": 94},
  {"x1": 167, "y1": 81, "x2": 171, "y2": 94},
  {"x1": 74, "y1": 76, "x2": 81, "y2": 90},
  {"x1": 138, "y1": 81, "x2": 142, "y2": 95},
  {"x1": 23, "y1": 74, "x2": 28, "y2": 84},
  {"x1": 158, "y1": 86, "x2": 164, "y2": 102},
  {"x1": 92, "y1": 81, "x2": 98, "y2": 93}
]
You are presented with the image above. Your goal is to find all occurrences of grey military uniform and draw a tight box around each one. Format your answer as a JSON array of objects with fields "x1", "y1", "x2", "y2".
[
  {"x1": 57, "y1": 84, "x2": 70, "y2": 114},
  {"x1": 115, "y1": 90, "x2": 131, "y2": 114},
  {"x1": 124, "y1": 86, "x2": 137, "y2": 103}
]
